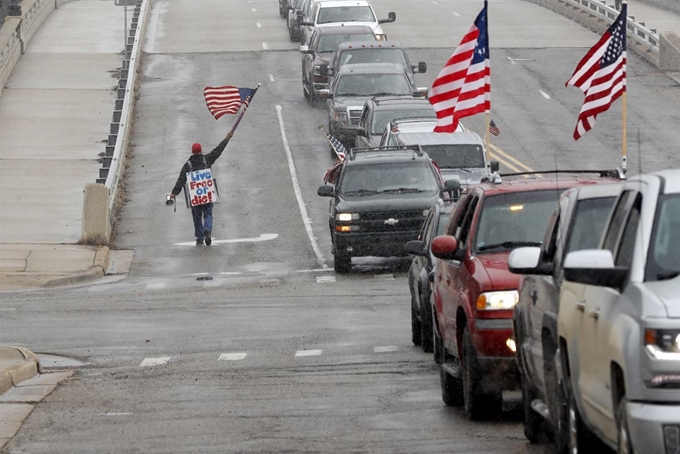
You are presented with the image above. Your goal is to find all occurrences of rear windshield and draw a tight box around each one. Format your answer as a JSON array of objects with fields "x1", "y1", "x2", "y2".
[
  {"x1": 372, "y1": 109, "x2": 435, "y2": 135},
  {"x1": 474, "y1": 190, "x2": 562, "y2": 253},
  {"x1": 336, "y1": 73, "x2": 412, "y2": 97},
  {"x1": 422, "y1": 144, "x2": 485, "y2": 169},
  {"x1": 318, "y1": 6, "x2": 376, "y2": 24},
  {"x1": 318, "y1": 33, "x2": 375, "y2": 53},
  {"x1": 338, "y1": 48, "x2": 408, "y2": 69},
  {"x1": 339, "y1": 162, "x2": 440, "y2": 194}
]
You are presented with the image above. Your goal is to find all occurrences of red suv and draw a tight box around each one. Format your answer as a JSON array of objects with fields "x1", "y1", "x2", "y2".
[{"x1": 430, "y1": 175, "x2": 596, "y2": 420}]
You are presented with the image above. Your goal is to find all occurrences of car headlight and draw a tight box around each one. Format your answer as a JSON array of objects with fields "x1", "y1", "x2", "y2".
[
  {"x1": 336, "y1": 213, "x2": 359, "y2": 221},
  {"x1": 476, "y1": 291, "x2": 519, "y2": 311},
  {"x1": 645, "y1": 329, "x2": 680, "y2": 360}
]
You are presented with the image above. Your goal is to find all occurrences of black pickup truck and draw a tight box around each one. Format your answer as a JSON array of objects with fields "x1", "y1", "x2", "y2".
[{"x1": 318, "y1": 145, "x2": 459, "y2": 272}]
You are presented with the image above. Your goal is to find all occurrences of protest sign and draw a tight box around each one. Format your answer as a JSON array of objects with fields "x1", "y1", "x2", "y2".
[{"x1": 184, "y1": 168, "x2": 218, "y2": 208}]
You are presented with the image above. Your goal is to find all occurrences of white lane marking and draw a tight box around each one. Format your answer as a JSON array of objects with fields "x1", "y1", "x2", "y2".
[
  {"x1": 510, "y1": 59, "x2": 516, "y2": 65},
  {"x1": 191, "y1": 272, "x2": 209, "y2": 276},
  {"x1": 146, "y1": 282, "x2": 166, "y2": 290},
  {"x1": 316, "y1": 276, "x2": 336, "y2": 283},
  {"x1": 139, "y1": 357, "x2": 171, "y2": 367},
  {"x1": 174, "y1": 233, "x2": 278, "y2": 246},
  {"x1": 256, "y1": 22, "x2": 262, "y2": 28},
  {"x1": 100, "y1": 412, "x2": 134, "y2": 416},
  {"x1": 219, "y1": 353, "x2": 247, "y2": 361},
  {"x1": 374, "y1": 346, "x2": 399, "y2": 353},
  {"x1": 374, "y1": 274, "x2": 395, "y2": 280},
  {"x1": 276, "y1": 105, "x2": 327, "y2": 268},
  {"x1": 295, "y1": 349, "x2": 322, "y2": 357},
  {"x1": 251, "y1": 8, "x2": 256, "y2": 12},
  {"x1": 296, "y1": 268, "x2": 334, "y2": 273},
  {"x1": 262, "y1": 42, "x2": 269, "y2": 50},
  {"x1": 269, "y1": 74, "x2": 275, "y2": 82},
  {"x1": 539, "y1": 90, "x2": 551, "y2": 99},
  {"x1": 453, "y1": 12, "x2": 460, "y2": 16},
  {"x1": 219, "y1": 271, "x2": 242, "y2": 276}
]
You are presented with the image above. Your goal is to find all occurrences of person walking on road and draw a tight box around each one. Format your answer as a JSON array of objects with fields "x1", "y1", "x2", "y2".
[{"x1": 168, "y1": 130, "x2": 234, "y2": 245}]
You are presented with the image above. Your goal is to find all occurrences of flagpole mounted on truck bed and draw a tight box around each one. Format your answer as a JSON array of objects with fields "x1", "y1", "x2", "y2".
[{"x1": 229, "y1": 83, "x2": 261, "y2": 135}]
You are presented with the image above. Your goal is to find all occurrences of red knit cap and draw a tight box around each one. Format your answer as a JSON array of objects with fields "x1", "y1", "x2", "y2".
[{"x1": 191, "y1": 143, "x2": 202, "y2": 154}]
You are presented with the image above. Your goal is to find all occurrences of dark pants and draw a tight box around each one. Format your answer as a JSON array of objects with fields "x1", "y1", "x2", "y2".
[{"x1": 191, "y1": 203, "x2": 213, "y2": 240}]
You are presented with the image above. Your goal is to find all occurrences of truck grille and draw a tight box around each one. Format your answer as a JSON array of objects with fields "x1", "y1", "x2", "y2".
[
  {"x1": 359, "y1": 210, "x2": 425, "y2": 232},
  {"x1": 348, "y1": 108, "x2": 362, "y2": 126}
]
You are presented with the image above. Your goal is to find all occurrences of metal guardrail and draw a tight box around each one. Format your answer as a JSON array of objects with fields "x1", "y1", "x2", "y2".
[{"x1": 563, "y1": 0, "x2": 660, "y2": 54}]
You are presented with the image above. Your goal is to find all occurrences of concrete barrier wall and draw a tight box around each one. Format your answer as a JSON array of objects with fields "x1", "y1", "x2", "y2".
[
  {"x1": 19, "y1": 0, "x2": 55, "y2": 52},
  {"x1": 640, "y1": 0, "x2": 680, "y2": 14},
  {"x1": 0, "y1": 17, "x2": 21, "y2": 99}
]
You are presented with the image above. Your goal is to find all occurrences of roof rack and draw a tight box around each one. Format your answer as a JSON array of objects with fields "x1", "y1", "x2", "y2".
[
  {"x1": 499, "y1": 169, "x2": 626, "y2": 180},
  {"x1": 348, "y1": 145, "x2": 424, "y2": 161}
]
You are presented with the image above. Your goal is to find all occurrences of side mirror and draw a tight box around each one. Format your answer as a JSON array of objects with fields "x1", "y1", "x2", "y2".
[
  {"x1": 563, "y1": 249, "x2": 629, "y2": 290},
  {"x1": 379, "y1": 11, "x2": 396, "y2": 23},
  {"x1": 431, "y1": 235, "x2": 459, "y2": 260},
  {"x1": 299, "y1": 45, "x2": 310, "y2": 53},
  {"x1": 443, "y1": 179, "x2": 461, "y2": 200},
  {"x1": 319, "y1": 65, "x2": 329, "y2": 76},
  {"x1": 415, "y1": 62, "x2": 427, "y2": 74},
  {"x1": 508, "y1": 247, "x2": 552, "y2": 275},
  {"x1": 317, "y1": 185, "x2": 335, "y2": 197},
  {"x1": 296, "y1": 10, "x2": 304, "y2": 17},
  {"x1": 300, "y1": 20, "x2": 313, "y2": 26},
  {"x1": 318, "y1": 89, "x2": 331, "y2": 99},
  {"x1": 405, "y1": 240, "x2": 426, "y2": 256},
  {"x1": 490, "y1": 160, "x2": 500, "y2": 172}
]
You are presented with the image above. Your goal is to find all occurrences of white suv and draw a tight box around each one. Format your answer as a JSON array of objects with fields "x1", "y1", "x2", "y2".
[
  {"x1": 558, "y1": 169, "x2": 680, "y2": 454},
  {"x1": 299, "y1": 0, "x2": 395, "y2": 45}
]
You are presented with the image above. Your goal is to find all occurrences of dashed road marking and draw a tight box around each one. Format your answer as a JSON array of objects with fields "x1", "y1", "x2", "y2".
[
  {"x1": 295, "y1": 349, "x2": 322, "y2": 357},
  {"x1": 146, "y1": 282, "x2": 166, "y2": 290},
  {"x1": 269, "y1": 74, "x2": 275, "y2": 82},
  {"x1": 219, "y1": 353, "x2": 247, "y2": 361},
  {"x1": 256, "y1": 22, "x2": 262, "y2": 28},
  {"x1": 219, "y1": 271, "x2": 242, "y2": 276},
  {"x1": 374, "y1": 346, "x2": 399, "y2": 353},
  {"x1": 139, "y1": 357, "x2": 171, "y2": 367},
  {"x1": 453, "y1": 12, "x2": 460, "y2": 16},
  {"x1": 262, "y1": 42, "x2": 268, "y2": 50},
  {"x1": 251, "y1": 8, "x2": 256, "y2": 12},
  {"x1": 374, "y1": 274, "x2": 395, "y2": 280},
  {"x1": 297, "y1": 268, "x2": 334, "y2": 273},
  {"x1": 539, "y1": 90, "x2": 551, "y2": 99},
  {"x1": 316, "y1": 276, "x2": 336, "y2": 283},
  {"x1": 100, "y1": 412, "x2": 134, "y2": 416}
]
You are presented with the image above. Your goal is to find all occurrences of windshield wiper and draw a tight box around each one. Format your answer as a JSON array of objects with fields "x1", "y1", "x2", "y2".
[
  {"x1": 337, "y1": 93, "x2": 364, "y2": 97},
  {"x1": 656, "y1": 271, "x2": 680, "y2": 281},
  {"x1": 372, "y1": 92, "x2": 408, "y2": 97},
  {"x1": 380, "y1": 187, "x2": 425, "y2": 194},
  {"x1": 477, "y1": 241, "x2": 541, "y2": 252},
  {"x1": 343, "y1": 189, "x2": 379, "y2": 196}
]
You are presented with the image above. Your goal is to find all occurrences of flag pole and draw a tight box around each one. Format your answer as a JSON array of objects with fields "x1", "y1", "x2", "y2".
[
  {"x1": 485, "y1": 111, "x2": 491, "y2": 152},
  {"x1": 622, "y1": 91, "x2": 627, "y2": 173},
  {"x1": 621, "y1": 1, "x2": 628, "y2": 173},
  {"x1": 229, "y1": 83, "x2": 261, "y2": 135}
]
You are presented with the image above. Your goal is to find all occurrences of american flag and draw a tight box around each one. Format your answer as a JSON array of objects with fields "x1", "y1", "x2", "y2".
[
  {"x1": 489, "y1": 119, "x2": 500, "y2": 136},
  {"x1": 203, "y1": 86, "x2": 257, "y2": 120},
  {"x1": 321, "y1": 127, "x2": 347, "y2": 160},
  {"x1": 566, "y1": 5, "x2": 626, "y2": 140},
  {"x1": 429, "y1": 1, "x2": 490, "y2": 133}
]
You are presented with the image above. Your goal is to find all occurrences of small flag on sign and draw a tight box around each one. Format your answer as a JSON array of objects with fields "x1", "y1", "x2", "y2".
[
  {"x1": 203, "y1": 86, "x2": 257, "y2": 120},
  {"x1": 320, "y1": 127, "x2": 347, "y2": 160},
  {"x1": 489, "y1": 119, "x2": 500, "y2": 136}
]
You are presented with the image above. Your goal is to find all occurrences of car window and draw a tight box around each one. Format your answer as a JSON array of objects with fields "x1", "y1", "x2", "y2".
[
  {"x1": 318, "y1": 33, "x2": 375, "y2": 53},
  {"x1": 646, "y1": 193, "x2": 680, "y2": 281},
  {"x1": 455, "y1": 196, "x2": 479, "y2": 249},
  {"x1": 336, "y1": 74, "x2": 411, "y2": 97},
  {"x1": 371, "y1": 108, "x2": 436, "y2": 135},
  {"x1": 318, "y1": 5, "x2": 376, "y2": 24},
  {"x1": 421, "y1": 144, "x2": 485, "y2": 169},
  {"x1": 338, "y1": 162, "x2": 440, "y2": 194},
  {"x1": 615, "y1": 194, "x2": 641, "y2": 268},
  {"x1": 565, "y1": 196, "x2": 617, "y2": 255},
  {"x1": 474, "y1": 189, "x2": 562, "y2": 253},
  {"x1": 603, "y1": 190, "x2": 637, "y2": 254},
  {"x1": 418, "y1": 210, "x2": 435, "y2": 242}
]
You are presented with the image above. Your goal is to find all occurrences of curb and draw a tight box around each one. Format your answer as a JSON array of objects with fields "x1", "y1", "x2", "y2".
[
  {"x1": 0, "y1": 346, "x2": 40, "y2": 395},
  {"x1": 40, "y1": 245, "x2": 110, "y2": 288}
]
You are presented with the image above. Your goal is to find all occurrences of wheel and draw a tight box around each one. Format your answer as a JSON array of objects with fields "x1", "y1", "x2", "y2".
[
  {"x1": 567, "y1": 389, "x2": 597, "y2": 453},
  {"x1": 411, "y1": 300, "x2": 422, "y2": 346},
  {"x1": 334, "y1": 252, "x2": 351, "y2": 273},
  {"x1": 419, "y1": 291, "x2": 433, "y2": 353},
  {"x1": 462, "y1": 325, "x2": 502, "y2": 420},
  {"x1": 440, "y1": 364, "x2": 464, "y2": 407},
  {"x1": 617, "y1": 397, "x2": 633, "y2": 454},
  {"x1": 543, "y1": 354, "x2": 568, "y2": 452},
  {"x1": 521, "y1": 372, "x2": 552, "y2": 443}
]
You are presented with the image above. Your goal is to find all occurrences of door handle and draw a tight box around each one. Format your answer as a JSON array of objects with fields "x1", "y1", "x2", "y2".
[
  {"x1": 575, "y1": 301, "x2": 586, "y2": 312},
  {"x1": 531, "y1": 290, "x2": 538, "y2": 305},
  {"x1": 588, "y1": 308, "x2": 600, "y2": 320}
]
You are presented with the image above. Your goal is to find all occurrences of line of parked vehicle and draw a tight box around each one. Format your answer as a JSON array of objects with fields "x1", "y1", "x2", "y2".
[{"x1": 279, "y1": 3, "x2": 680, "y2": 453}]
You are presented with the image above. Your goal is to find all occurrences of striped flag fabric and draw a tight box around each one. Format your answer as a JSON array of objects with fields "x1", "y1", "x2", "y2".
[
  {"x1": 429, "y1": 1, "x2": 490, "y2": 133},
  {"x1": 566, "y1": 5, "x2": 626, "y2": 140},
  {"x1": 203, "y1": 86, "x2": 257, "y2": 120},
  {"x1": 321, "y1": 127, "x2": 347, "y2": 160},
  {"x1": 489, "y1": 119, "x2": 500, "y2": 136}
]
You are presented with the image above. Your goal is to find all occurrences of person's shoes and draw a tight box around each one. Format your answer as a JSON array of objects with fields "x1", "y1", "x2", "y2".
[
  {"x1": 204, "y1": 230, "x2": 212, "y2": 246},
  {"x1": 196, "y1": 238, "x2": 204, "y2": 245}
]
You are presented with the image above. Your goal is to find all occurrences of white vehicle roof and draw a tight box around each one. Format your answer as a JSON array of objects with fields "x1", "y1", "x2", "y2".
[
  {"x1": 397, "y1": 130, "x2": 482, "y2": 146},
  {"x1": 391, "y1": 118, "x2": 466, "y2": 134}
]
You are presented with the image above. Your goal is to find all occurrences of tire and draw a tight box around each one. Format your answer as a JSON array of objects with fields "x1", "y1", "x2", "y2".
[
  {"x1": 567, "y1": 389, "x2": 597, "y2": 453},
  {"x1": 440, "y1": 364, "x2": 464, "y2": 407},
  {"x1": 419, "y1": 292, "x2": 433, "y2": 353},
  {"x1": 411, "y1": 299, "x2": 422, "y2": 346},
  {"x1": 307, "y1": 87, "x2": 316, "y2": 105},
  {"x1": 334, "y1": 252, "x2": 351, "y2": 273},
  {"x1": 617, "y1": 398, "x2": 633, "y2": 454},
  {"x1": 544, "y1": 355, "x2": 568, "y2": 453},
  {"x1": 521, "y1": 373, "x2": 552, "y2": 443},
  {"x1": 462, "y1": 326, "x2": 502, "y2": 420},
  {"x1": 289, "y1": 26, "x2": 297, "y2": 42},
  {"x1": 433, "y1": 316, "x2": 444, "y2": 365}
]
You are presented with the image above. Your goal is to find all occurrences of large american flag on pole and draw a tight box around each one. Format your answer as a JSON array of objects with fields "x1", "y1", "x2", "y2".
[
  {"x1": 429, "y1": 1, "x2": 490, "y2": 133},
  {"x1": 566, "y1": 5, "x2": 626, "y2": 140},
  {"x1": 203, "y1": 86, "x2": 257, "y2": 120}
]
